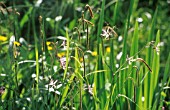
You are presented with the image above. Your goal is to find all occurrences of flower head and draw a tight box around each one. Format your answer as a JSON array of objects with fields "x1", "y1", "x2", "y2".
[
  {"x1": 45, "y1": 79, "x2": 62, "y2": 95},
  {"x1": 59, "y1": 56, "x2": 66, "y2": 69},
  {"x1": 101, "y1": 26, "x2": 118, "y2": 39},
  {"x1": 0, "y1": 86, "x2": 5, "y2": 95},
  {"x1": 0, "y1": 36, "x2": 7, "y2": 41},
  {"x1": 106, "y1": 47, "x2": 110, "y2": 53},
  {"x1": 92, "y1": 51, "x2": 97, "y2": 56},
  {"x1": 84, "y1": 84, "x2": 94, "y2": 95}
]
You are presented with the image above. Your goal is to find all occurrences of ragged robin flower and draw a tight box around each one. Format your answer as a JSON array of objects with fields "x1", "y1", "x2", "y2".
[
  {"x1": 83, "y1": 84, "x2": 94, "y2": 95},
  {"x1": 45, "y1": 79, "x2": 62, "y2": 95},
  {"x1": 101, "y1": 26, "x2": 118, "y2": 39},
  {"x1": 0, "y1": 86, "x2": 5, "y2": 95},
  {"x1": 59, "y1": 56, "x2": 66, "y2": 70}
]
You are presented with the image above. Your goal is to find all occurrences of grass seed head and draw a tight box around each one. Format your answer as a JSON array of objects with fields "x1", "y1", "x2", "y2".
[{"x1": 85, "y1": 4, "x2": 94, "y2": 18}]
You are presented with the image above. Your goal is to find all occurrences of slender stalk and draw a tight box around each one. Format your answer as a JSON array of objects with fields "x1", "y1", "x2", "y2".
[
  {"x1": 63, "y1": 28, "x2": 69, "y2": 80},
  {"x1": 32, "y1": 8, "x2": 39, "y2": 94},
  {"x1": 86, "y1": 23, "x2": 89, "y2": 49}
]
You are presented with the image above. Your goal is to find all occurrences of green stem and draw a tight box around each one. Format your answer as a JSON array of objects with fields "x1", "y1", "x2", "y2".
[{"x1": 32, "y1": 8, "x2": 39, "y2": 94}]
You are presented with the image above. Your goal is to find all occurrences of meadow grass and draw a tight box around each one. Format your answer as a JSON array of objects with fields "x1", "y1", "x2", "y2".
[{"x1": 0, "y1": 0, "x2": 170, "y2": 110}]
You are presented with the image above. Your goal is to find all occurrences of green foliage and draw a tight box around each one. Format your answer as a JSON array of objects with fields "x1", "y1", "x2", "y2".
[{"x1": 0, "y1": 0, "x2": 170, "y2": 110}]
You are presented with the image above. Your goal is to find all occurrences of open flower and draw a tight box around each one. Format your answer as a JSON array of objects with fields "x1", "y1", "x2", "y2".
[
  {"x1": 45, "y1": 79, "x2": 62, "y2": 95},
  {"x1": 0, "y1": 86, "x2": 5, "y2": 95},
  {"x1": 101, "y1": 26, "x2": 118, "y2": 39},
  {"x1": 92, "y1": 51, "x2": 97, "y2": 56},
  {"x1": 57, "y1": 52, "x2": 66, "y2": 58},
  {"x1": 84, "y1": 84, "x2": 94, "y2": 95},
  {"x1": 46, "y1": 41, "x2": 53, "y2": 50},
  {"x1": 14, "y1": 41, "x2": 22, "y2": 47},
  {"x1": 61, "y1": 40, "x2": 67, "y2": 50},
  {"x1": 59, "y1": 56, "x2": 66, "y2": 69},
  {"x1": 0, "y1": 35, "x2": 7, "y2": 41},
  {"x1": 106, "y1": 47, "x2": 110, "y2": 53},
  {"x1": 101, "y1": 29, "x2": 111, "y2": 39}
]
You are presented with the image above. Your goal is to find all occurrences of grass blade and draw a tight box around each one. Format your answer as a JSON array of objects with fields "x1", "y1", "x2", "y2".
[
  {"x1": 94, "y1": 0, "x2": 106, "y2": 109},
  {"x1": 127, "y1": 21, "x2": 139, "y2": 104},
  {"x1": 144, "y1": 7, "x2": 158, "y2": 109},
  {"x1": 32, "y1": 8, "x2": 39, "y2": 94},
  {"x1": 63, "y1": 29, "x2": 69, "y2": 80},
  {"x1": 119, "y1": 0, "x2": 136, "y2": 109}
]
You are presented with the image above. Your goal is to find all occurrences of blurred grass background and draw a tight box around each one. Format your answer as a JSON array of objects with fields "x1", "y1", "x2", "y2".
[{"x1": 0, "y1": 0, "x2": 170, "y2": 110}]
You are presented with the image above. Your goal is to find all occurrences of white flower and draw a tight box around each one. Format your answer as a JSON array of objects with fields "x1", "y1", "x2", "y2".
[
  {"x1": 101, "y1": 29, "x2": 111, "y2": 39},
  {"x1": 105, "y1": 82, "x2": 111, "y2": 91},
  {"x1": 26, "y1": 97, "x2": 31, "y2": 102},
  {"x1": 101, "y1": 26, "x2": 117, "y2": 39},
  {"x1": 56, "y1": 84, "x2": 62, "y2": 89},
  {"x1": 31, "y1": 74, "x2": 36, "y2": 78},
  {"x1": 53, "y1": 66, "x2": 58, "y2": 73},
  {"x1": 49, "y1": 87, "x2": 54, "y2": 92},
  {"x1": 84, "y1": 84, "x2": 94, "y2": 95},
  {"x1": 55, "y1": 16, "x2": 62, "y2": 22},
  {"x1": 35, "y1": 0, "x2": 43, "y2": 7},
  {"x1": 46, "y1": 79, "x2": 62, "y2": 95},
  {"x1": 9, "y1": 35, "x2": 15, "y2": 48},
  {"x1": 137, "y1": 17, "x2": 143, "y2": 23},
  {"x1": 55, "y1": 90, "x2": 60, "y2": 95},
  {"x1": 46, "y1": 17, "x2": 51, "y2": 21},
  {"x1": 116, "y1": 52, "x2": 123, "y2": 60}
]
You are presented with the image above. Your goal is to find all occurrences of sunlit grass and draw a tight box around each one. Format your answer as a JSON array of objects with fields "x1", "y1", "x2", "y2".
[{"x1": 0, "y1": 1, "x2": 169, "y2": 110}]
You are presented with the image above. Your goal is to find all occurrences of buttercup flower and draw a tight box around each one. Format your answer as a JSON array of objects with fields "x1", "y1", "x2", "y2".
[
  {"x1": 106, "y1": 47, "x2": 110, "y2": 53},
  {"x1": 46, "y1": 41, "x2": 53, "y2": 50},
  {"x1": 0, "y1": 36, "x2": 7, "y2": 41},
  {"x1": 92, "y1": 51, "x2": 97, "y2": 56}
]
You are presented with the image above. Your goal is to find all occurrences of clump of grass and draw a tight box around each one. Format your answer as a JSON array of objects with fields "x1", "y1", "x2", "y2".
[{"x1": 0, "y1": 1, "x2": 169, "y2": 110}]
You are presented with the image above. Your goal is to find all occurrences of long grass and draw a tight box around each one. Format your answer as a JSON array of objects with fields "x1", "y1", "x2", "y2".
[
  {"x1": 0, "y1": 1, "x2": 169, "y2": 110},
  {"x1": 144, "y1": 7, "x2": 158, "y2": 109},
  {"x1": 95, "y1": 0, "x2": 106, "y2": 109}
]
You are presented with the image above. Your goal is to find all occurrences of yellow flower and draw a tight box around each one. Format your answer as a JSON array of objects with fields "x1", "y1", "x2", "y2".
[
  {"x1": 106, "y1": 47, "x2": 110, "y2": 53},
  {"x1": 47, "y1": 46, "x2": 53, "y2": 50},
  {"x1": 92, "y1": 51, "x2": 97, "y2": 56},
  {"x1": 0, "y1": 36, "x2": 7, "y2": 41},
  {"x1": 46, "y1": 41, "x2": 51, "y2": 46},
  {"x1": 57, "y1": 52, "x2": 66, "y2": 58},
  {"x1": 79, "y1": 58, "x2": 83, "y2": 62},
  {"x1": 14, "y1": 41, "x2": 21, "y2": 46},
  {"x1": 46, "y1": 41, "x2": 53, "y2": 51}
]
